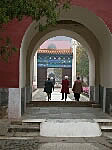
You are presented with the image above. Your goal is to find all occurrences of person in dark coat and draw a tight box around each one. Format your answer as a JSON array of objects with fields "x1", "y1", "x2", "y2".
[
  {"x1": 44, "y1": 77, "x2": 54, "y2": 101},
  {"x1": 72, "y1": 77, "x2": 83, "y2": 101},
  {"x1": 61, "y1": 76, "x2": 69, "y2": 101},
  {"x1": 50, "y1": 77, "x2": 55, "y2": 86}
]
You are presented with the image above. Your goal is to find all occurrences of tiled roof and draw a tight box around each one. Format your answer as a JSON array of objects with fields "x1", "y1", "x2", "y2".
[{"x1": 37, "y1": 48, "x2": 73, "y2": 54}]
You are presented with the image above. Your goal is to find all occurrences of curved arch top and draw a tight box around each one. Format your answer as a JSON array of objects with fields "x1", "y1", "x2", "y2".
[
  {"x1": 20, "y1": 5, "x2": 112, "y2": 88},
  {"x1": 5, "y1": 1, "x2": 112, "y2": 121}
]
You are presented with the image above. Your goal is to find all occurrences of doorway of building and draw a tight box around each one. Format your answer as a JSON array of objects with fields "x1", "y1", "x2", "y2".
[{"x1": 47, "y1": 68, "x2": 62, "y2": 88}]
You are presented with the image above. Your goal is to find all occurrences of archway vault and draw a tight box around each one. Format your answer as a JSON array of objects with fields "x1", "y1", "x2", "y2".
[
  {"x1": 7, "y1": 5, "x2": 112, "y2": 121},
  {"x1": 27, "y1": 22, "x2": 98, "y2": 87},
  {"x1": 18, "y1": 5, "x2": 112, "y2": 117},
  {"x1": 20, "y1": 5, "x2": 112, "y2": 89}
]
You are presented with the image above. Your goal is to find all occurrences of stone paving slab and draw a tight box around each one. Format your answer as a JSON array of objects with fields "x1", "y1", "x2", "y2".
[
  {"x1": 22, "y1": 107, "x2": 112, "y2": 120},
  {"x1": 0, "y1": 130, "x2": 111, "y2": 149},
  {"x1": 0, "y1": 139, "x2": 111, "y2": 150},
  {"x1": 103, "y1": 132, "x2": 112, "y2": 139},
  {"x1": 40, "y1": 119, "x2": 101, "y2": 137},
  {"x1": 37, "y1": 143, "x2": 108, "y2": 150},
  {"x1": 13, "y1": 132, "x2": 40, "y2": 137},
  {"x1": 85, "y1": 136, "x2": 112, "y2": 149},
  {"x1": 0, "y1": 139, "x2": 39, "y2": 150},
  {"x1": 0, "y1": 119, "x2": 10, "y2": 136}
]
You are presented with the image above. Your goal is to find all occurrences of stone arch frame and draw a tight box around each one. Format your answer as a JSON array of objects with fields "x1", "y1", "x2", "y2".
[
  {"x1": 20, "y1": 6, "x2": 112, "y2": 90},
  {"x1": 30, "y1": 26, "x2": 96, "y2": 86},
  {"x1": 24, "y1": 21, "x2": 100, "y2": 102},
  {"x1": 32, "y1": 29, "x2": 95, "y2": 92},
  {"x1": 32, "y1": 29, "x2": 95, "y2": 88},
  {"x1": 20, "y1": 5, "x2": 112, "y2": 89},
  {"x1": 8, "y1": 5, "x2": 112, "y2": 120}
]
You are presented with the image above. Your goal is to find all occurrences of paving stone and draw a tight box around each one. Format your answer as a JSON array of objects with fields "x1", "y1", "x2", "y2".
[
  {"x1": 0, "y1": 88, "x2": 112, "y2": 149},
  {"x1": 103, "y1": 132, "x2": 112, "y2": 139},
  {"x1": 14, "y1": 132, "x2": 40, "y2": 137}
]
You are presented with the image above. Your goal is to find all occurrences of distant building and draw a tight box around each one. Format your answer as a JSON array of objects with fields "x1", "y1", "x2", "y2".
[
  {"x1": 37, "y1": 48, "x2": 73, "y2": 87},
  {"x1": 33, "y1": 38, "x2": 77, "y2": 89}
]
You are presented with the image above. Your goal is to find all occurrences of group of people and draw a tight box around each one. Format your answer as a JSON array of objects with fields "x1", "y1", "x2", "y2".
[{"x1": 44, "y1": 76, "x2": 83, "y2": 101}]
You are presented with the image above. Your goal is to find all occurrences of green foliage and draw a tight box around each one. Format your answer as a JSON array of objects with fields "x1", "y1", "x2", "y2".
[
  {"x1": 0, "y1": 0, "x2": 70, "y2": 61},
  {"x1": 0, "y1": 0, "x2": 70, "y2": 28},
  {"x1": 76, "y1": 43, "x2": 89, "y2": 79}
]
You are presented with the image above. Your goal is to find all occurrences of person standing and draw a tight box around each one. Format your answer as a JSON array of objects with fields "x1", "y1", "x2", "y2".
[
  {"x1": 61, "y1": 76, "x2": 69, "y2": 101},
  {"x1": 72, "y1": 77, "x2": 83, "y2": 101},
  {"x1": 44, "y1": 77, "x2": 54, "y2": 101},
  {"x1": 50, "y1": 77, "x2": 55, "y2": 86}
]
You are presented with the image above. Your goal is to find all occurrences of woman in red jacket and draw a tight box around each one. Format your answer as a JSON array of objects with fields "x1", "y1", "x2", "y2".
[{"x1": 61, "y1": 76, "x2": 69, "y2": 101}]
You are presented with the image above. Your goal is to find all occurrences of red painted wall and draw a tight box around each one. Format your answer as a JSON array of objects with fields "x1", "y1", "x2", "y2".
[
  {"x1": 0, "y1": 0, "x2": 112, "y2": 88},
  {"x1": 71, "y1": 0, "x2": 112, "y2": 32},
  {"x1": 0, "y1": 17, "x2": 32, "y2": 88}
]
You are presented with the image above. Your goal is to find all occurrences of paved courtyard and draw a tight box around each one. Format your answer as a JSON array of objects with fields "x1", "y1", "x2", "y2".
[
  {"x1": 0, "y1": 132, "x2": 112, "y2": 150},
  {"x1": 0, "y1": 88, "x2": 112, "y2": 149},
  {"x1": 25, "y1": 88, "x2": 111, "y2": 120},
  {"x1": 22, "y1": 107, "x2": 112, "y2": 120},
  {"x1": 32, "y1": 88, "x2": 89, "y2": 101}
]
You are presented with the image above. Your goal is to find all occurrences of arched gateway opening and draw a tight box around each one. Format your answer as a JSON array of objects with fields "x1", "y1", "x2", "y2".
[
  {"x1": 8, "y1": 6, "x2": 112, "y2": 120},
  {"x1": 32, "y1": 36, "x2": 90, "y2": 102}
]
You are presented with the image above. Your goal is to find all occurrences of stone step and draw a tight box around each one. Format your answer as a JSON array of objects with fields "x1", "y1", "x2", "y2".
[
  {"x1": 94, "y1": 119, "x2": 112, "y2": 132},
  {"x1": 9, "y1": 119, "x2": 112, "y2": 134},
  {"x1": 92, "y1": 104, "x2": 101, "y2": 108},
  {"x1": 27, "y1": 101, "x2": 95, "y2": 107},
  {"x1": 8, "y1": 125, "x2": 40, "y2": 132},
  {"x1": 94, "y1": 119, "x2": 112, "y2": 126},
  {"x1": 100, "y1": 126, "x2": 112, "y2": 132},
  {"x1": 8, "y1": 119, "x2": 45, "y2": 133},
  {"x1": 40, "y1": 119, "x2": 102, "y2": 137},
  {"x1": 22, "y1": 119, "x2": 46, "y2": 125}
]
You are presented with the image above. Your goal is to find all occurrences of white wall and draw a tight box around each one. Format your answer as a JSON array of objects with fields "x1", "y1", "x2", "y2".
[
  {"x1": 72, "y1": 39, "x2": 77, "y2": 86},
  {"x1": 33, "y1": 52, "x2": 37, "y2": 89}
]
